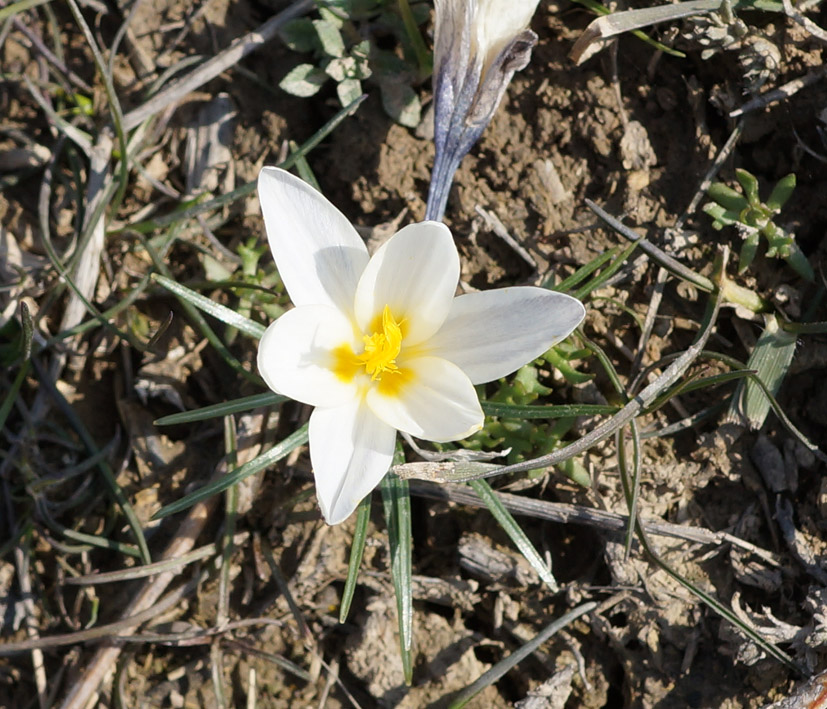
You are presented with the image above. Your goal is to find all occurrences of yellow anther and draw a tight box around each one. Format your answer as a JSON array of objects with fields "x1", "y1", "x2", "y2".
[{"x1": 356, "y1": 305, "x2": 403, "y2": 380}]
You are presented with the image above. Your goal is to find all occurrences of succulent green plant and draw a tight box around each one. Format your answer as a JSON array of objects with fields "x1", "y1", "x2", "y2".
[
  {"x1": 278, "y1": 1, "x2": 427, "y2": 127},
  {"x1": 703, "y1": 169, "x2": 813, "y2": 281}
]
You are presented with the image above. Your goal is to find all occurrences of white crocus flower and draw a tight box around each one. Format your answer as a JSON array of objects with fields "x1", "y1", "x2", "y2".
[
  {"x1": 428, "y1": 0, "x2": 541, "y2": 220},
  {"x1": 257, "y1": 167, "x2": 585, "y2": 525}
]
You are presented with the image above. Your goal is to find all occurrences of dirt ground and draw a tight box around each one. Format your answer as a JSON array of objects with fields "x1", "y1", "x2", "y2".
[{"x1": 2, "y1": 0, "x2": 827, "y2": 707}]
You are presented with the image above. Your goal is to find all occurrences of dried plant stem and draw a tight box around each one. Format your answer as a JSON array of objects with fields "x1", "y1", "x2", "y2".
[
  {"x1": 781, "y1": 0, "x2": 827, "y2": 43},
  {"x1": 14, "y1": 541, "x2": 48, "y2": 709},
  {"x1": 0, "y1": 573, "x2": 202, "y2": 655},
  {"x1": 11, "y1": 17, "x2": 93, "y2": 92},
  {"x1": 57, "y1": 493, "x2": 218, "y2": 709},
  {"x1": 56, "y1": 414, "x2": 265, "y2": 707},
  {"x1": 675, "y1": 118, "x2": 744, "y2": 230},
  {"x1": 122, "y1": 0, "x2": 314, "y2": 130},
  {"x1": 409, "y1": 480, "x2": 782, "y2": 567},
  {"x1": 730, "y1": 66, "x2": 827, "y2": 118}
]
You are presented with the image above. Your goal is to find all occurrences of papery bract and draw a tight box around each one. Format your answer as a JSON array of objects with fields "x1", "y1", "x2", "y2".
[
  {"x1": 257, "y1": 167, "x2": 585, "y2": 524},
  {"x1": 428, "y1": 0, "x2": 541, "y2": 220}
]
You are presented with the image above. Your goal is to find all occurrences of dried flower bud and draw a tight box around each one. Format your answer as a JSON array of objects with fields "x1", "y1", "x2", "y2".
[{"x1": 427, "y1": 0, "x2": 541, "y2": 220}]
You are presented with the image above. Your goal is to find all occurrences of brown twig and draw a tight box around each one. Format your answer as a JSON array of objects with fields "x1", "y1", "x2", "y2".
[
  {"x1": 122, "y1": 0, "x2": 314, "y2": 130},
  {"x1": 409, "y1": 480, "x2": 783, "y2": 568}
]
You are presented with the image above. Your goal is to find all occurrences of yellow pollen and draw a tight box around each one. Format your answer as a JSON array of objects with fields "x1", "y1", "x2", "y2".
[{"x1": 356, "y1": 305, "x2": 403, "y2": 380}]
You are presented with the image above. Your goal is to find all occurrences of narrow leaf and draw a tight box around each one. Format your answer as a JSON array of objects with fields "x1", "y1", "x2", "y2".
[
  {"x1": 735, "y1": 168, "x2": 760, "y2": 205},
  {"x1": 340, "y1": 494, "x2": 372, "y2": 623},
  {"x1": 155, "y1": 392, "x2": 285, "y2": 425},
  {"x1": 152, "y1": 273, "x2": 266, "y2": 339},
  {"x1": 707, "y1": 182, "x2": 749, "y2": 212},
  {"x1": 481, "y1": 402, "x2": 618, "y2": 419},
  {"x1": 469, "y1": 479, "x2": 558, "y2": 591},
  {"x1": 448, "y1": 602, "x2": 597, "y2": 708},
  {"x1": 380, "y1": 456, "x2": 413, "y2": 685},
  {"x1": 153, "y1": 424, "x2": 309, "y2": 519}
]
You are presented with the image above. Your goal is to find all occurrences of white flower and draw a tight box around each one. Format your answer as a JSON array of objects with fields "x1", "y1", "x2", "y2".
[
  {"x1": 257, "y1": 167, "x2": 585, "y2": 525},
  {"x1": 428, "y1": 0, "x2": 541, "y2": 220}
]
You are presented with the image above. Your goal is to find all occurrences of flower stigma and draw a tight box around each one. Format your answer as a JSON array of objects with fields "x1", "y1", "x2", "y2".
[
  {"x1": 357, "y1": 305, "x2": 403, "y2": 380},
  {"x1": 331, "y1": 305, "x2": 407, "y2": 386}
]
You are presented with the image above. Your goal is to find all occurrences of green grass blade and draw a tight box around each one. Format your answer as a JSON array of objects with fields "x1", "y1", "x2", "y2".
[
  {"x1": 448, "y1": 601, "x2": 598, "y2": 708},
  {"x1": 379, "y1": 454, "x2": 413, "y2": 685},
  {"x1": 36, "y1": 500, "x2": 142, "y2": 558},
  {"x1": 617, "y1": 420, "x2": 642, "y2": 557},
  {"x1": 632, "y1": 510, "x2": 803, "y2": 673},
  {"x1": 153, "y1": 424, "x2": 309, "y2": 519},
  {"x1": 468, "y1": 479, "x2": 558, "y2": 591},
  {"x1": 644, "y1": 369, "x2": 752, "y2": 415},
  {"x1": 66, "y1": 0, "x2": 129, "y2": 217},
  {"x1": 289, "y1": 140, "x2": 321, "y2": 192},
  {"x1": 258, "y1": 534, "x2": 312, "y2": 642},
  {"x1": 0, "y1": 0, "x2": 51, "y2": 22},
  {"x1": 142, "y1": 229, "x2": 262, "y2": 384},
  {"x1": 574, "y1": 237, "x2": 640, "y2": 300},
  {"x1": 548, "y1": 245, "x2": 620, "y2": 292},
  {"x1": 154, "y1": 392, "x2": 284, "y2": 425},
  {"x1": 0, "y1": 362, "x2": 30, "y2": 434},
  {"x1": 152, "y1": 273, "x2": 266, "y2": 339},
  {"x1": 339, "y1": 494, "x2": 372, "y2": 623},
  {"x1": 481, "y1": 402, "x2": 619, "y2": 419},
  {"x1": 218, "y1": 416, "x2": 239, "y2": 628},
  {"x1": 45, "y1": 273, "x2": 152, "y2": 346}
]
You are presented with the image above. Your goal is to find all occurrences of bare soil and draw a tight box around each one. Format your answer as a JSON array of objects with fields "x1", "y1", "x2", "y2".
[{"x1": 2, "y1": 0, "x2": 827, "y2": 707}]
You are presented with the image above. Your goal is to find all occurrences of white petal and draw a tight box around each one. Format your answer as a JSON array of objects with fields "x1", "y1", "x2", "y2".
[
  {"x1": 258, "y1": 167, "x2": 369, "y2": 314},
  {"x1": 476, "y1": 0, "x2": 539, "y2": 63},
  {"x1": 354, "y1": 222, "x2": 459, "y2": 346},
  {"x1": 367, "y1": 356, "x2": 483, "y2": 442},
  {"x1": 257, "y1": 305, "x2": 360, "y2": 408},
  {"x1": 425, "y1": 287, "x2": 585, "y2": 384},
  {"x1": 310, "y1": 400, "x2": 397, "y2": 525}
]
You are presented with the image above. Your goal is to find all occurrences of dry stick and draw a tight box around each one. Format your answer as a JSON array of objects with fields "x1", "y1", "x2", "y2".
[
  {"x1": 409, "y1": 480, "x2": 782, "y2": 567},
  {"x1": 394, "y1": 260, "x2": 724, "y2": 483},
  {"x1": 0, "y1": 574, "x2": 201, "y2": 655},
  {"x1": 729, "y1": 66, "x2": 827, "y2": 118},
  {"x1": 57, "y1": 413, "x2": 265, "y2": 708},
  {"x1": 14, "y1": 543, "x2": 48, "y2": 709},
  {"x1": 675, "y1": 118, "x2": 744, "y2": 231},
  {"x1": 59, "y1": 132, "x2": 112, "y2": 337},
  {"x1": 121, "y1": 0, "x2": 314, "y2": 131},
  {"x1": 475, "y1": 205, "x2": 537, "y2": 270},
  {"x1": 630, "y1": 266, "x2": 667, "y2": 375},
  {"x1": 781, "y1": 0, "x2": 827, "y2": 43},
  {"x1": 57, "y1": 489, "x2": 219, "y2": 709},
  {"x1": 11, "y1": 17, "x2": 94, "y2": 92}
]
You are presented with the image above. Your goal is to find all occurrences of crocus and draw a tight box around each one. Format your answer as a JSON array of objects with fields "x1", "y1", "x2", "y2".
[
  {"x1": 428, "y1": 0, "x2": 542, "y2": 220},
  {"x1": 257, "y1": 167, "x2": 584, "y2": 524}
]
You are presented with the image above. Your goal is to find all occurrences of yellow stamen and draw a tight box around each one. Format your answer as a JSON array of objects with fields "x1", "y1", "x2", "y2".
[{"x1": 356, "y1": 305, "x2": 403, "y2": 380}]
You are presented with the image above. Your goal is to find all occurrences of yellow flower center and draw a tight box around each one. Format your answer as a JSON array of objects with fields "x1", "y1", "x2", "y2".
[
  {"x1": 356, "y1": 305, "x2": 403, "y2": 380},
  {"x1": 330, "y1": 305, "x2": 410, "y2": 392}
]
